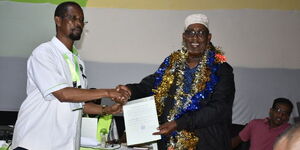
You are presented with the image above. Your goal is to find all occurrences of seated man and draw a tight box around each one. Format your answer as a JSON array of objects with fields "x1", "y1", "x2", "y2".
[{"x1": 231, "y1": 98, "x2": 293, "y2": 150}]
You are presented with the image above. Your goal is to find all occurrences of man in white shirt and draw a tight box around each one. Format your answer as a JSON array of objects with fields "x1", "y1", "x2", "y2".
[{"x1": 11, "y1": 2, "x2": 129, "y2": 150}]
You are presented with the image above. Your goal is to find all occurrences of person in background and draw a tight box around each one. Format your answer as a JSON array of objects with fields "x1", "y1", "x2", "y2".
[
  {"x1": 11, "y1": 2, "x2": 129, "y2": 150},
  {"x1": 231, "y1": 98, "x2": 293, "y2": 150},
  {"x1": 273, "y1": 123, "x2": 300, "y2": 150},
  {"x1": 117, "y1": 13, "x2": 235, "y2": 150}
]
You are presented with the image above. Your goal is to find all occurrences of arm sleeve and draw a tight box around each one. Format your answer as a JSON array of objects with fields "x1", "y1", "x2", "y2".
[
  {"x1": 239, "y1": 122, "x2": 253, "y2": 142},
  {"x1": 126, "y1": 73, "x2": 156, "y2": 100},
  {"x1": 126, "y1": 60, "x2": 169, "y2": 100},
  {"x1": 28, "y1": 44, "x2": 69, "y2": 100},
  {"x1": 176, "y1": 62, "x2": 235, "y2": 130}
]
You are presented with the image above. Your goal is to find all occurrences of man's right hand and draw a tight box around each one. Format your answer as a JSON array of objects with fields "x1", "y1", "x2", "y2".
[
  {"x1": 107, "y1": 89, "x2": 129, "y2": 104},
  {"x1": 116, "y1": 85, "x2": 132, "y2": 98}
]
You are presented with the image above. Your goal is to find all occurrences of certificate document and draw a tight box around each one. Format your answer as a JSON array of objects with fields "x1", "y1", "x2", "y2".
[{"x1": 123, "y1": 96, "x2": 161, "y2": 146}]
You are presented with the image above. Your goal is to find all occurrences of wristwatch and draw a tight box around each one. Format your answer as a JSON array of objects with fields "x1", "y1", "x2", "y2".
[{"x1": 102, "y1": 105, "x2": 108, "y2": 115}]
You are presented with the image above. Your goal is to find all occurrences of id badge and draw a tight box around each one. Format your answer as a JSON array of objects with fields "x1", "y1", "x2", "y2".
[{"x1": 70, "y1": 102, "x2": 83, "y2": 111}]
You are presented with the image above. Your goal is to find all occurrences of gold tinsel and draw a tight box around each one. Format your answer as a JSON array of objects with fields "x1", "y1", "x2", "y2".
[
  {"x1": 153, "y1": 50, "x2": 187, "y2": 116},
  {"x1": 177, "y1": 130, "x2": 199, "y2": 150},
  {"x1": 153, "y1": 48, "x2": 225, "y2": 149}
]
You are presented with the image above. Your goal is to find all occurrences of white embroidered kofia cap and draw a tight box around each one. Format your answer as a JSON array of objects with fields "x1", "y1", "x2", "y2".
[{"x1": 185, "y1": 13, "x2": 209, "y2": 29}]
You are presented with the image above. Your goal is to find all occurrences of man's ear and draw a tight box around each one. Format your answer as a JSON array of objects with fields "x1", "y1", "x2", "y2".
[
  {"x1": 54, "y1": 16, "x2": 62, "y2": 27},
  {"x1": 208, "y1": 33, "x2": 212, "y2": 42},
  {"x1": 269, "y1": 108, "x2": 273, "y2": 116},
  {"x1": 182, "y1": 33, "x2": 185, "y2": 42}
]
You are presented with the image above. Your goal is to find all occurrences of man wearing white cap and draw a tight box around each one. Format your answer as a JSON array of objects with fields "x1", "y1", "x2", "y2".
[{"x1": 117, "y1": 13, "x2": 235, "y2": 150}]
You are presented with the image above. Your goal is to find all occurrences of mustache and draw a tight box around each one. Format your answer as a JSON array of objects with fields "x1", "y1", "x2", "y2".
[{"x1": 72, "y1": 27, "x2": 82, "y2": 32}]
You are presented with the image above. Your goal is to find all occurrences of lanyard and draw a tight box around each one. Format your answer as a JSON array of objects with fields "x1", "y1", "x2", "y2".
[{"x1": 63, "y1": 48, "x2": 81, "y2": 87}]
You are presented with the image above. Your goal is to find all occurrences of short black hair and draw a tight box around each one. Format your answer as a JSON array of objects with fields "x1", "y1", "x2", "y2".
[
  {"x1": 272, "y1": 97, "x2": 294, "y2": 113},
  {"x1": 54, "y1": 1, "x2": 82, "y2": 17}
]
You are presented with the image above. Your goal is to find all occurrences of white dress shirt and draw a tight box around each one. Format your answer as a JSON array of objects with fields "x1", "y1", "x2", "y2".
[{"x1": 12, "y1": 37, "x2": 87, "y2": 150}]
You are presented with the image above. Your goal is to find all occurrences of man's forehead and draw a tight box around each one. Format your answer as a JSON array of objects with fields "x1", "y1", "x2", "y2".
[
  {"x1": 64, "y1": 5, "x2": 83, "y2": 15},
  {"x1": 187, "y1": 24, "x2": 207, "y2": 29},
  {"x1": 274, "y1": 103, "x2": 291, "y2": 111},
  {"x1": 186, "y1": 24, "x2": 209, "y2": 33}
]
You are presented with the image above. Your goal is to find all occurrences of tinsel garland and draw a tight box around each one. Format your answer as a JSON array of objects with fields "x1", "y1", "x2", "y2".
[{"x1": 152, "y1": 47, "x2": 226, "y2": 150}]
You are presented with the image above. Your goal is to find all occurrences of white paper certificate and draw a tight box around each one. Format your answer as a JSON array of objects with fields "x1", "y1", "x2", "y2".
[{"x1": 123, "y1": 96, "x2": 161, "y2": 146}]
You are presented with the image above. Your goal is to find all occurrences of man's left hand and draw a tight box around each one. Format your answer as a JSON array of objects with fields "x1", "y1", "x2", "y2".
[
  {"x1": 105, "y1": 103, "x2": 123, "y2": 115},
  {"x1": 153, "y1": 120, "x2": 177, "y2": 136}
]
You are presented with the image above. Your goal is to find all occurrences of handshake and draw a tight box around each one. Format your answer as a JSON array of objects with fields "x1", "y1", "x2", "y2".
[
  {"x1": 94, "y1": 85, "x2": 131, "y2": 115},
  {"x1": 109, "y1": 85, "x2": 132, "y2": 105}
]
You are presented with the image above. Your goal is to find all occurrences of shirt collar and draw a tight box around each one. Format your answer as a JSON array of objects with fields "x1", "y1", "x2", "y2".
[
  {"x1": 51, "y1": 36, "x2": 78, "y2": 56},
  {"x1": 264, "y1": 117, "x2": 290, "y2": 129}
]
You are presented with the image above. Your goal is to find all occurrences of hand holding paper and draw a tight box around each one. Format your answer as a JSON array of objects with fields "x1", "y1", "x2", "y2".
[
  {"x1": 123, "y1": 96, "x2": 161, "y2": 146},
  {"x1": 152, "y1": 120, "x2": 177, "y2": 136}
]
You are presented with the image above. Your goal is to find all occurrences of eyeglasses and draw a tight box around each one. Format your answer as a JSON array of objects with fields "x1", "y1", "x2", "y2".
[
  {"x1": 63, "y1": 15, "x2": 88, "y2": 25},
  {"x1": 272, "y1": 107, "x2": 290, "y2": 116},
  {"x1": 184, "y1": 30, "x2": 208, "y2": 38}
]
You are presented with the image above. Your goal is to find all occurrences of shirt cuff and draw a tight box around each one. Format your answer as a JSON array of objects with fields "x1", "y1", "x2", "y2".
[
  {"x1": 175, "y1": 116, "x2": 188, "y2": 131},
  {"x1": 43, "y1": 83, "x2": 69, "y2": 101}
]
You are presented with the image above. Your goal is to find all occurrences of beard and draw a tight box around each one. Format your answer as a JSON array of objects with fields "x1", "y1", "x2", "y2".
[
  {"x1": 69, "y1": 28, "x2": 82, "y2": 41},
  {"x1": 69, "y1": 32, "x2": 81, "y2": 40}
]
